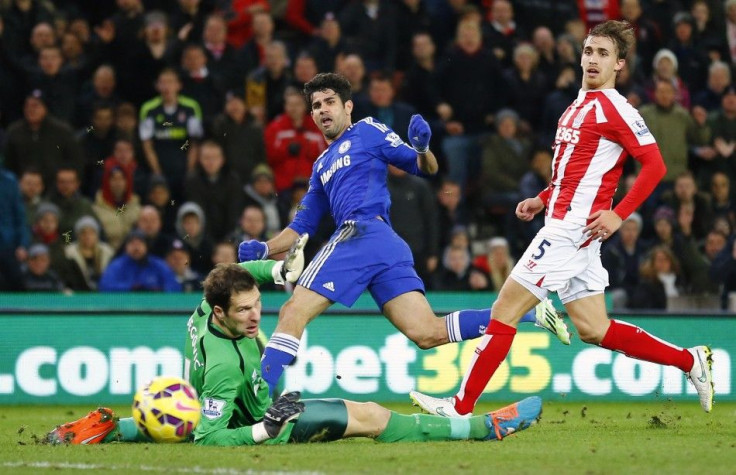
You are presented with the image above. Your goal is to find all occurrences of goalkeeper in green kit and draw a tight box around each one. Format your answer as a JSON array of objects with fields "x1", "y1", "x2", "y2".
[{"x1": 48, "y1": 235, "x2": 542, "y2": 446}]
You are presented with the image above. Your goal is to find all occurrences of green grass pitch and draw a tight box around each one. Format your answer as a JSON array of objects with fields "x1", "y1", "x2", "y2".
[{"x1": 3, "y1": 400, "x2": 736, "y2": 474}]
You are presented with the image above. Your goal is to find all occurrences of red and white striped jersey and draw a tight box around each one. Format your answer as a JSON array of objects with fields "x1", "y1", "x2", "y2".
[{"x1": 544, "y1": 88, "x2": 659, "y2": 226}]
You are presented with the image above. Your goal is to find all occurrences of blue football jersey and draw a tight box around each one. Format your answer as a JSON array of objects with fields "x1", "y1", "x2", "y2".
[{"x1": 289, "y1": 118, "x2": 420, "y2": 235}]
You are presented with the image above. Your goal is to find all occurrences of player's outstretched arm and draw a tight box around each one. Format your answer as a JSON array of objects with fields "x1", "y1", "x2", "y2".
[
  {"x1": 408, "y1": 114, "x2": 438, "y2": 174},
  {"x1": 238, "y1": 227, "x2": 300, "y2": 262}
]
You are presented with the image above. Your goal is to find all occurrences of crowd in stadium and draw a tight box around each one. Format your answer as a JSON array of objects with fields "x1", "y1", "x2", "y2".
[{"x1": 0, "y1": 0, "x2": 735, "y2": 310}]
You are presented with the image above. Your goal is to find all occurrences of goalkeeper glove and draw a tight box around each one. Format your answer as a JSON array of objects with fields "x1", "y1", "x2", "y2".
[
  {"x1": 408, "y1": 114, "x2": 431, "y2": 153},
  {"x1": 252, "y1": 391, "x2": 305, "y2": 443},
  {"x1": 272, "y1": 233, "x2": 309, "y2": 285},
  {"x1": 238, "y1": 239, "x2": 269, "y2": 262}
]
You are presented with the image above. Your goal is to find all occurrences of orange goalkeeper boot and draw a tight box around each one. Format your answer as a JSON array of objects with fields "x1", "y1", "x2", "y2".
[{"x1": 46, "y1": 407, "x2": 117, "y2": 445}]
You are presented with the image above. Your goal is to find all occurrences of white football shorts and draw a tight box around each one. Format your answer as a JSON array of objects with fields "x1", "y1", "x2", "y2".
[{"x1": 510, "y1": 218, "x2": 609, "y2": 304}]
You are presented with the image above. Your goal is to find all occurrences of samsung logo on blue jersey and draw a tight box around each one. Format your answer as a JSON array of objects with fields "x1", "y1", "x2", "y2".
[{"x1": 320, "y1": 155, "x2": 351, "y2": 186}]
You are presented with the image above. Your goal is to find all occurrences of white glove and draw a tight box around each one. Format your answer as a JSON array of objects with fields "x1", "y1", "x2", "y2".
[{"x1": 271, "y1": 234, "x2": 309, "y2": 285}]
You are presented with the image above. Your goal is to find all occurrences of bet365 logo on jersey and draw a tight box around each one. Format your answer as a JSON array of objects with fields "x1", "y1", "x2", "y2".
[{"x1": 555, "y1": 126, "x2": 580, "y2": 144}]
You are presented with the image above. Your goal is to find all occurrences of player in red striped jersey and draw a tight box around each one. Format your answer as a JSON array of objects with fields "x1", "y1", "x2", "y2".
[{"x1": 411, "y1": 20, "x2": 715, "y2": 417}]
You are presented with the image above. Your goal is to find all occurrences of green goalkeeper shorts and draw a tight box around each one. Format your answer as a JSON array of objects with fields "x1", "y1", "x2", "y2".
[{"x1": 286, "y1": 399, "x2": 349, "y2": 443}]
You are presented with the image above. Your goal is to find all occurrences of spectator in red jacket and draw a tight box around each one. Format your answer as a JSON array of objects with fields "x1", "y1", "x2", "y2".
[{"x1": 264, "y1": 86, "x2": 326, "y2": 193}]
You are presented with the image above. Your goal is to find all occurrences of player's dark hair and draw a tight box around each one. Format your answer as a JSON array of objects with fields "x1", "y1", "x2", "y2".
[
  {"x1": 204, "y1": 263, "x2": 257, "y2": 313},
  {"x1": 587, "y1": 20, "x2": 635, "y2": 60},
  {"x1": 303, "y1": 73, "x2": 352, "y2": 109}
]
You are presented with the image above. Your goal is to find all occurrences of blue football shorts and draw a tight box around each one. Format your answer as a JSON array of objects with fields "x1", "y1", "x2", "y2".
[{"x1": 297, "y1": 218, "x2": 425, "y2": 308}]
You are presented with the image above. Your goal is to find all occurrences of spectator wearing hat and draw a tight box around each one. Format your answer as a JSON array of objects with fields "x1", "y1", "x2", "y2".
[
  {"x1": 601, "y1": 212, "x2": 649, "y2": 309},
  {"x1": 705, "y1": 84, "x2": 736, "y2": 184},
  {"x1": 47, "y1": 167, "x2": 99, "y2": 238},
  {"x1": 242, "y1": 164, "x2": 282, "y2": 237},
  {"x1": 4, "y1": 90, "x2": 83, "y2": 188},
  {"x1": 18, "y1": 168, "x2": 45, "y2": 228},
  {"x1": 22, "y1": 243, "x2": 66, "y2": 292},
  {"x1": 265, "y1": 86, "x2": 326, "y2": 193},
  {"x1": 0, "y1": 168, "x2": 30, "y2": 291},
  {"x1": 99, "y1": 229, "x2": 181, "y2": 292},
  {"x1": 166, "y1": 238, "x2": 202, "y2": 292},
  {"x1": 185, "y1": 140, "x2": 242, "y2": 241},
  {"x1": 136, "y1": 205, "x2": 174, "y2": 258},
  {"x1": 122, "y1": 10, "x2": 179, "y2": 106},
  {"x1": 64, "y1": 215, "x2": 114, "y2": 290},
  {"x1": 639, "y1": 79, "x2": 710, "y2": 186},
  {"x1": 211, "y1": 89, "x2": 266, "y2": 183},
  {"x1": 646, "y1": 49, "x2": 691, "y2": 109},
  {"x1": 30, "y1": 202, "x2": 86, "y2": 290},
  {"x1": 92, "y1": 161, "x2": 142, "y2": 250},
  {"x1": 175, "y1": 201, "x2": 214, "y2": 275}
]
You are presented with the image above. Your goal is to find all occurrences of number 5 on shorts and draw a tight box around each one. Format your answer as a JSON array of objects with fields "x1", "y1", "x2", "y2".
[{"x1": 532, "y1": 239, "x2": 551, "y2": 260}]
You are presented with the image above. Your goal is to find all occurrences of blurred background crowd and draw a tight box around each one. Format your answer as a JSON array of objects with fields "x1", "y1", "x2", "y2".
[{"x1": 1, "y1": 0, "x2": 736, "y2": 311}]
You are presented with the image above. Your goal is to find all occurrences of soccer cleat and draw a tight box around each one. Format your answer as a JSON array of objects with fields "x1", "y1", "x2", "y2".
[
  {"x1": 409, "y1": 391, "x2": 470, "y2": 418},
  {"x1": 534, "y1": 298, "x2": 571, "y2": 345},
  {"x1": 485, "y1": 396, "x2": 542, "y2": 440},
  {"x1": 46, "y1": 407, "x2": 117, "y2": 445},
  {"x1": 686, "y1": 346, "x2": 714, "y2": 412}
]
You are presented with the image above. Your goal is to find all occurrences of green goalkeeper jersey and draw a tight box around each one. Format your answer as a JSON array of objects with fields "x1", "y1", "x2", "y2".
[{"x1": 184, "y1": 260, "x2": 289, "y2": 446}]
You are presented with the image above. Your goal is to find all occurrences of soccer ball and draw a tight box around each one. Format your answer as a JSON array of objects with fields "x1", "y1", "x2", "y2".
[{"x1": 132, "y1": 376, "x2": 201, "y2": 443}]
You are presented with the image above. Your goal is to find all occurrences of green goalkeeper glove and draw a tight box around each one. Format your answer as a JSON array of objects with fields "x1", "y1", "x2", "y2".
[
  {"x1": 271, "y1": 234, "x2": 309, "y2": 285},
  {"x1": 251, "y1": 391, "x2": 305, "y2": 442}
]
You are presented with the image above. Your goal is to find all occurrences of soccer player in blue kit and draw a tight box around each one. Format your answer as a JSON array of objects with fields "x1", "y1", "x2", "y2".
[{"x1": 239, "y1": 73, "x2": 570, "y2": 395}]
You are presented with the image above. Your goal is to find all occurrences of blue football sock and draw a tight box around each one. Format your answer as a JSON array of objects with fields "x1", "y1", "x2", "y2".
[
  {"x1": 445, "y1": 307, "x2": 537, "y2": 342},
  {"x1": 261, "y1": 333, "x2": 300, "y2": 396}
]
